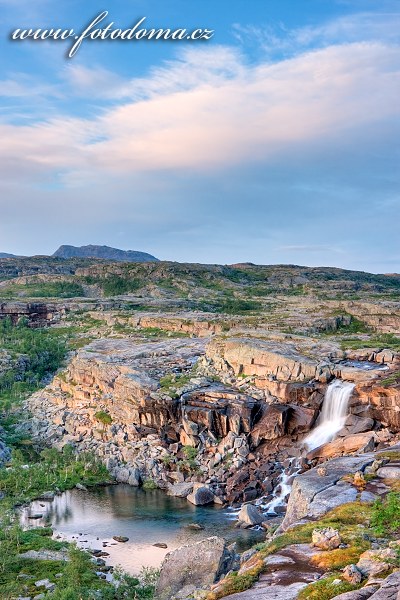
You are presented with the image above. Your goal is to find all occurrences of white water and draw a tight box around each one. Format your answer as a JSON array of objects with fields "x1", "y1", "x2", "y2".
[{"x1": 304, "y1": 379, "x2": 354, "y2": 451}]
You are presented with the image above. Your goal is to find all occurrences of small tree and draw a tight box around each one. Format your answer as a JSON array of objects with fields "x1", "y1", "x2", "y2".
[{"x1": 94, "y1": 411, "x2": 112, "y2": 441}]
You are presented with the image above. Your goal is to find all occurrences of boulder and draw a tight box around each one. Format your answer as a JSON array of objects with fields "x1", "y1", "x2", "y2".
[
  {"x1": 282, "y1": 455, "x2": 374, "y2": 530},
  {"x1": 167, "y1": 482, "x2": 194, "y2": 498},
  {"x1": 250, "y1": 404, "x2": 291, "y2": 447},
  {"x1": 312, "y1": 527, "x2": 341, "y2": 551},
  {"x1": 376, "y1": 466, "x2": 400, "y2": 480},
  {"x1": 286, "y1": 405, "x2": 317, "y2": 435},
  {"x1": 187, "y1": 484, "x2": 214, "y2": 506},
  {"x1": 365, "y1": 571, "x2": 400, "y2": 599},
  {"x1": 342, "y1": 415, "x2": 375, "y2": 435},
  {"x1": 356, "y1": 548, "x2": 397, "y2": 577},
  {"x1": 238, "y1": 504, "x2": 264, "y2": 527},
  {"x1": 156, "y1": 536, "x2": 234, "y2": 600},
  {"x1": 307, "y1": 432, "x2": 375, "y2": 460},
  {"x1": 342, "y1": 564, "x2": 363, "y2": 584},
  {"x1": 331, "y1": 588, "x2": 378, "y2": 600}
]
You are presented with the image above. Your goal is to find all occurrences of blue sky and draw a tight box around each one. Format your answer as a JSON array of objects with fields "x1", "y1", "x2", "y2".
[{"x1": 0, "y1": 0, "x2": 399, "y2": 272}]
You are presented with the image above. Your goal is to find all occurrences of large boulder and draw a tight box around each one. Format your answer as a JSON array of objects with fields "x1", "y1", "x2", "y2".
[
  {"x1": 186, "y1": 484, "x2": 214, "y2": 506},
  {"x1": 167, "y1": 482, "x2": 194, "y2": 498},
  {"x1": 238, "y1": 504, "x2": 264, "y2": 527},
  {"x1": 311, "y1": 527, "x2": 341, "y2": 551},
  {"x1": 282, "y1": 455, "x2": 374, "y2": 530},
  {"x1": 376, "y1": 466, "x2": 400, "y2": 479},
  {"x1": 250, "y1": 404, "x2": 291, "y2": 447},
  {"x1": 156, "y1": 536, "x2": 234, "y2": 600},
  {"x1": 356, "y1": 548, "x2": 398, "y2": 577}
]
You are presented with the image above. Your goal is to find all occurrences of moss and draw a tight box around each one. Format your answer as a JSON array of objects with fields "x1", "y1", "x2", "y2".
[
  {"x1": 207, "y1": 561, "x2": 263, "y2": 600},
  {"x1": 298, "y1": 575, "x2": 361, "y2": 600},
  {"x1": 311, "y1": 542, "x2": 369, "y2": 570}
]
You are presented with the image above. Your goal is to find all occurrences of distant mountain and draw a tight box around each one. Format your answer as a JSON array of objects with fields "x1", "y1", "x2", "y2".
[
  {"x1": 52, "y1": 245, "x2": 159, "y2": 262},
  {"x1": 0, "y1": 252, "x2": 17, "y2": 258}
]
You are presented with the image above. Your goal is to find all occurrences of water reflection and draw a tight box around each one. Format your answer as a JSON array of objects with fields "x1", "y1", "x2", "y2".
[{"x1": 21, "y1": 485, "x2": 264, "y2": 574}]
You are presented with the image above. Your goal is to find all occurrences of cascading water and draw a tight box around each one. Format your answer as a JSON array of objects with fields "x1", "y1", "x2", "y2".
[
  {"x1": 233, "y1": 379, "x2": 355, "y2": 522},
  {"x1": 304, "y1": 379, "x2": 354, "y2": 451},
  {"x1": 259, "y1": 458, "x2": 301, "y2": 515}
]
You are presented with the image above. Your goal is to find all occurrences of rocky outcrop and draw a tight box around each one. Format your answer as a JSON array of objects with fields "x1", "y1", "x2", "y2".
[
  {"x1": 207, "y1": 338, "x2": 322, "y2": 382},
  {"x1": 282, "y1": 455, "x2": 375, "y2": 530},
  {"x1": 156, "y1": 536, "x2": 235, "y2": 600},
  {"x1": 0, "y1": 301, "x2": 64, "y2": 327}
]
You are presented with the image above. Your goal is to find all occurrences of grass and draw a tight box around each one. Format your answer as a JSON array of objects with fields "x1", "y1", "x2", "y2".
[
  {"x1": 0, "y1": 281, "x2": 85, "y2": 299},
  {"x1": 340, "y1": 333, "x2": 400, "y2": 351},
  {"x1": 207, "y1": 502, "x2": 373, "y2": 600},
  {"x1": 297, "y1": 574, "x2": 361, "y2": 600},
  {"x1": 371, "y1": 492, "x2": 400, "y2": 535},
  {"x1": 158, "y1": 372, "x2": 193, "y2": 397},
  {"x1": 380, "y1": 370, "x2": 400, "y2": 387}
]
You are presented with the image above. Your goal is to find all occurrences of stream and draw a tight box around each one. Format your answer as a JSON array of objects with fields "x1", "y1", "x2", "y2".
[{"x1": 21, "y1": 485, "x2": 264, "y2": 574}]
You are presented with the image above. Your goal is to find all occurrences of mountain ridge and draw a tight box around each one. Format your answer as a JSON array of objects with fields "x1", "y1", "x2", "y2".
[{"x1": 52, "y1": 244, "x2": 159, "y2": 262}]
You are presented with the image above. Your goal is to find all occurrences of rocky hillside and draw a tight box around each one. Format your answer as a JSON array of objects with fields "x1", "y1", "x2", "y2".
[
  {"x1": 53, "y1": 244, "x2": 159, "y2": 262},
  {"x1": 0, "y1": 257, "x2": 399, "y2": 600}
]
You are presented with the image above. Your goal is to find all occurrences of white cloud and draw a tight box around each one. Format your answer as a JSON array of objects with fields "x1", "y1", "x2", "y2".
[
  {"x1": 233, "y1": 12, "x2": 400, "y2": 57},
  {"x1": 0, "y1": 40, "x2": 398, "y2": 183}
]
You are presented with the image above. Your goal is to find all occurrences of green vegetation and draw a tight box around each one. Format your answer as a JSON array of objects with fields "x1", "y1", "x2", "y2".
[
  {"x1": 0, "y1": 318, "x2": 67, "y2": 417},
  {"x1": 84, "y1": 275, "x2": 143, "y2": 297},
  {"x1": 159, "y1": 371, "x2": 193, "y2": 398},
  {"x1": 371, "y1": 492, "x2": 400, "y2": 535},
  {"x1": 0, "y1": 281, "x2": 85, "y2": 299},
  {"x1": 297, "y1": 574, "x2": 361, "y2": 600},
  {"x1": 0, "y1": 445, "x2": 110, "y2": 504},
  {"x1": 142, "y1": 479, "x2": 158, "y2": 490},
  {"x1": 341, "y1": 333, "x2": 400, "y2": 351},
  {"x1": 177, "y1": 446, "x2": 199, "y2": 474},
  {"x1": 208, "y1": 502, "x2": 373, "y2": 600},
  {"x1": 195, "y1": 295, "x2": 262, "y2": 314},
  {"x1": 381, "y1": 370, "x2": 400, "y2": 387},
  {"x1": 94, "y1": 410, "x2": 113, "y2": 440}
]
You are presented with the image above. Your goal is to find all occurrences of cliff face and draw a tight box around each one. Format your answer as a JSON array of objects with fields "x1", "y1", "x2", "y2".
[{"x1": 21, "y1": 334, "x2": 400, "y2": 505}]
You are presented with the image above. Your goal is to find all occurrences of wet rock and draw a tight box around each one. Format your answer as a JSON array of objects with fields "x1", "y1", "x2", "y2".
[
  {"x1": 187, "y1": 523, "x2": 204, "y2": 530},
  {"x1": 156, "y1": 536, "x2": 234, "y2": 600},
  {"x1": 312, "y1": 527, "x2": 341, "y2": 551},
  {"x1": 237, "y1": 504, "x2": 264, "y2": 527},
  {"x1": 342, "y1": 564, "x2": 363, "y2": 584},
  {"x1": 75, "y1": 483, "x2": 88, "y2": 491},
  {"x1": 153, "y1": 543, "x2": 168, "y2": 549},
  {"x1": 112, "y1": 536, "x2": 129, "y2": 543},
  {"x1": 27, "y1": 513, "x2": 43, "y2": 520},
  {"x1": 187, "y1": 484, "x2": 214, "y2": 506}
]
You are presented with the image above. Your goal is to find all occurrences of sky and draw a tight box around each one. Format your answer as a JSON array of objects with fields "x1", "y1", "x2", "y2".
[{"x1": 0, "y1": 0, "x2": 399, "y2": 272}]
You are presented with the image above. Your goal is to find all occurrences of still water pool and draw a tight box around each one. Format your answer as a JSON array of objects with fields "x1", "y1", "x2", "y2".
[{"x1": 21, "y1": 485, "x2": 264, "y2": 574}]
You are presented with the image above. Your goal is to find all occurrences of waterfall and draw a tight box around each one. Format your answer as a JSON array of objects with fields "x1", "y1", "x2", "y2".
[{"x1": 304, "y1": 379, "x2": 354, "y2": 451}]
